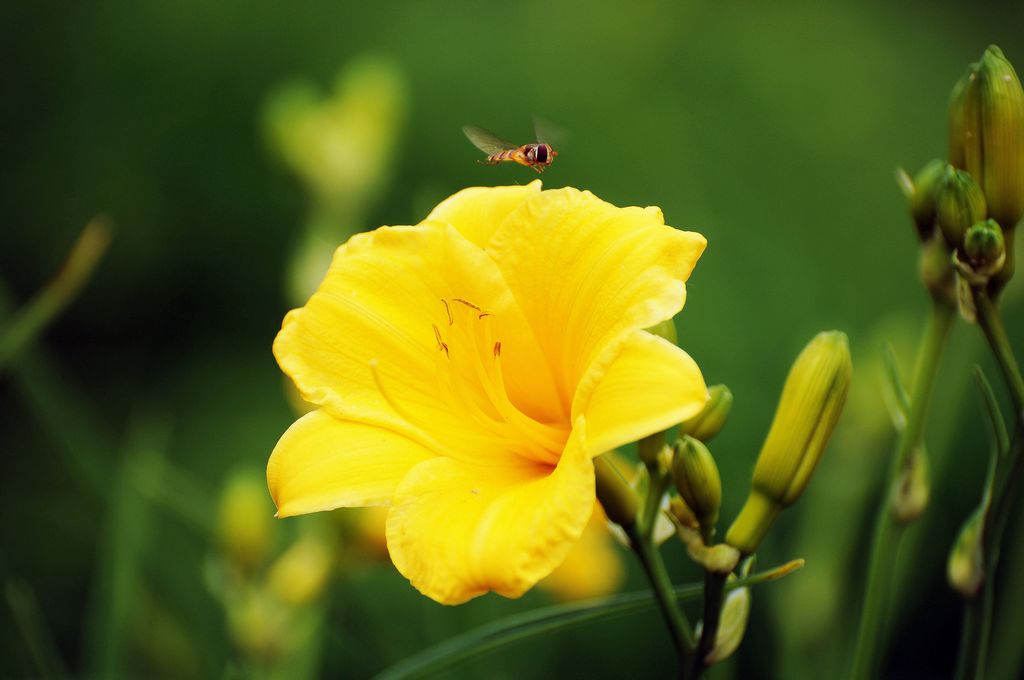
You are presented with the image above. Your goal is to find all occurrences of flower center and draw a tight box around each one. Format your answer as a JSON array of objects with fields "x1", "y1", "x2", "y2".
[{"x1": 430, "y1": 298, "x2": 567, "y2": 464}]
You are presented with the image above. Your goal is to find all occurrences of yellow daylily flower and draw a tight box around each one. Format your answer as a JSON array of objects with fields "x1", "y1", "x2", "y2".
[{"x1": 268, "y1": 182, "x2": 708, "y2": 604}]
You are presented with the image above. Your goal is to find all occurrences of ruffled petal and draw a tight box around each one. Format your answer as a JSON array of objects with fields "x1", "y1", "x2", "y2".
[
  {"x1": 385, "y1": 420, "x2": 594, "y2": 604},
  {"x1": 273, "y1": 223, "x2": 562, "y2": 459},
  {"x1": 421, "y1": 181, "x2": 542, "y2": 249},
  {"x1": 574, "y1": 330, "x2": 708, "y2": 456},
  {"x1": 268, "y1": 410, "x2": 434, "y2": 518},
  {"x1": 487, "y1": 187, "x2": 706, "y2": 410}
]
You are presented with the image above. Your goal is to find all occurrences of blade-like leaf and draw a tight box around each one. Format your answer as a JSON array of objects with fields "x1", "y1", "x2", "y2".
[
  {"x1": 973, "y1": 366, "x2": 1009, "y2": 457},
  {"x1": 882, "y1": 342, "x2": 911, "y2": 431},
  {"x1": 375, "y1": 559, "x2": 803, "y2": 679}
]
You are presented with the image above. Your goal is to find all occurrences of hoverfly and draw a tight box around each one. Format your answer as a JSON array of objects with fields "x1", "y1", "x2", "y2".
[{"x1": 462, "y1": 121, "x2": 559, "y2": 173}]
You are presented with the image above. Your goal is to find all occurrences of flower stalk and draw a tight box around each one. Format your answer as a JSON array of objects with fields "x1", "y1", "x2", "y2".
[{"x1": 850, "y1": 301, "x2": 955, "y2": 680}]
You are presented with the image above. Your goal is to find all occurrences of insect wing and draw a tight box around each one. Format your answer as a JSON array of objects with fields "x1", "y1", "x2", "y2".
[
  {"x1": 463, "y1": 125, "x2": 518, "y2": 155},
  {"x1": 531, "y1": 115, "x2": 568, "y2": 147}
]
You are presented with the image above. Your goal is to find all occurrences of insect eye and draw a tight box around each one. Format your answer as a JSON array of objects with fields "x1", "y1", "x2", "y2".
[{"x1": 536, "y1": 145, "x2": 548, "y2": 163}]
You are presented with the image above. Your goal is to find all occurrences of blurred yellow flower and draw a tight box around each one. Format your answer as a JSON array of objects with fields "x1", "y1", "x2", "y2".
[
  {"x1": 539, "y1": 503, "x2": 625, "y2": 601},
  {"x1": 268, "y1": 182, "x2": 707, "y2": 604}
]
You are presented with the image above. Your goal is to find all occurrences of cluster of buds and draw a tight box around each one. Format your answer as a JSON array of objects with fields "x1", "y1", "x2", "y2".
[
  {"x1": 904, "y1": 46, "x2": 1023, "y2": 300},
  {"x1": 213, "y1": 470, "x2": 334, "y2": 664}
]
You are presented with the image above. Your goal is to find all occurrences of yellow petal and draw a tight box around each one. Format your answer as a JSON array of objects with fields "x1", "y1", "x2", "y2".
[
  {"x1": 575, "y1": 330, "x2": 708, "y2": 455},
  {"x1": 267, "y1": 410, "x2": 433, "y2": 518},
  {"x1": 488, "y1": 187, "x2": 706, "y2": 410},
  {"x1": 273, "y1": 223, "x2": 562, "y2": 458},
  {"x1": 421, "y1": 181, "x2": 542, "y2": 248},
  {"x1": 385, "y1": 420, "x2": 595, "y2": 604}
]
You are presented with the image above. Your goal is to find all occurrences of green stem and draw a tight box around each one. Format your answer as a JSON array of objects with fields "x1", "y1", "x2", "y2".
[
  {"x1": 849, "y1": 301, "x2": 955, "y2": 680},
  {"x1": 625, "y1": 524, "x2": 695, "y2": 675},
  {"x1": 0, "y1": 218, "x2": 111, "y2": 373},
  {"x1": 957, "y1": 288, "x2": 1024, "y2": 678},
  {"x1": 974, "y1": 291, "x2": 1024, "y2": 413},
  {"x1": 640, "y1": 465, "x2": 670, "y2": 540},
  {"x1": 693, "y1": 571, "x2": 727, "y2": 676}
]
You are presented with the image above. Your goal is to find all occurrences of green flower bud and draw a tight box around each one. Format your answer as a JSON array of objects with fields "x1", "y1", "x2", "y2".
[
  {"x1": 672, "y1": 436, "x2": 722, "y2": 534},
  {"x1": 594, "y1": 455, "x2": 639, "y2": 529},
  {"x1": 898, "y1": 159, "x2": 946, "y2": 241},
  {"x1": 725, "y1": 332, "x2": 852, "y2": 555},
  {"x1": 947, "y1": 509, "x2": 985, "y2": 598},
  {"x1": 935, "y1": 166, "x2": 987, "y2": 249},
  {"x1": 680, "y1": 384, "x2": 733, "y2": 442},
  {"x1": 958, "y1": 219, "x2": 1006, "y2": 282},
  {"x1": 949, "y1": 45, "x2": 1024, "y2": 229}
]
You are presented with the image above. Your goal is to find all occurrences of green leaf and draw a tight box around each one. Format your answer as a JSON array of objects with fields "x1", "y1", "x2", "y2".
[
  {"x1": 374, "y1": 560, "x2": 803, "y2": 679},
  {"x1": 882, "y1": 342, "x2": 911, "y2": 431},
  {"x1": 972, "y1": 366, "x2": 1010, "y2": 457}
]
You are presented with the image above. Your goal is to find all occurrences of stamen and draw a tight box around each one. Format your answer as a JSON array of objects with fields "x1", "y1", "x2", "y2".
[
  {"x1": 452, "y1": 298, "x2": 481, "y2": 311},
  {"x1": 441, "y1": 299, "x2": 453, "y2": 326},
  {"x1": 432, "y1": 324, "x2": 449, "y2": 356},
  {"x1": 468, "y1": 314, "x2": 566, "y2": 459}
]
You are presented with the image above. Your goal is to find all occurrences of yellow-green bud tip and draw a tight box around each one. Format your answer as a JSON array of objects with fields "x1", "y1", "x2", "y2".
[
  {"x1": 680, "y1": 384, "x2": 733, "y2": 442},
  {"x1": 672, "y1": 436, "x2": 722, "y2": 533},
  {"x1": 935, "y1": 165, "x2": 987, "y2": 249}
]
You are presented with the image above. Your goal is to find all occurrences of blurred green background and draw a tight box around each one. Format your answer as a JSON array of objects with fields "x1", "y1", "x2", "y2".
[{"x1": 2, "y1": 1, "x2": 1024, "y2": 678}]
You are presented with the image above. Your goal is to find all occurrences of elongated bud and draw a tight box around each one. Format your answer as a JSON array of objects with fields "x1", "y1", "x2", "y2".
[
  {"x1": 956, "y1": 219, "x2": 1006, "y2": 284},
  {"x1": 890, "y1": 447, "x2": 930, "y2": 524},
  {"x1": 949, "y1": 45, "x2": 1024, "y2": 229},
  {"x1": 948, "y1": 509, "x2": 985, "y2": 598},
  {"x1": 935, "y1": 166, "x2": 987, "y2": 249},
  {"x1": 726, "y1": 332, "x2": 852, "y2": 554},
  {"x1": 704, "y1": 587, "x2": 751, "y2": 665},
  {"x1": 672, "y1": 436, "x2": 722, "y2": 534},
  {"x1": 899, "y1": 160, "x2": 946, "y2": 241},
  {"x1": 680, "y1": 384, "x2": 733, "y2": 442},
  {"x1": 594, "y1": 455, "x2": 639, "y2": 529}
]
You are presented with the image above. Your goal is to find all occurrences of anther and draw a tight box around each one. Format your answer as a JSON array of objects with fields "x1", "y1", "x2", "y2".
[
  {"x1": 452, "y1": 298, "x2": 481, "y2": 311},
  {"x1": 493, "y1": 341, "x2": 502, "y2": 357},
  {"x1": 441, "y1": 299, "x2": 453, "y2": 326}
]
